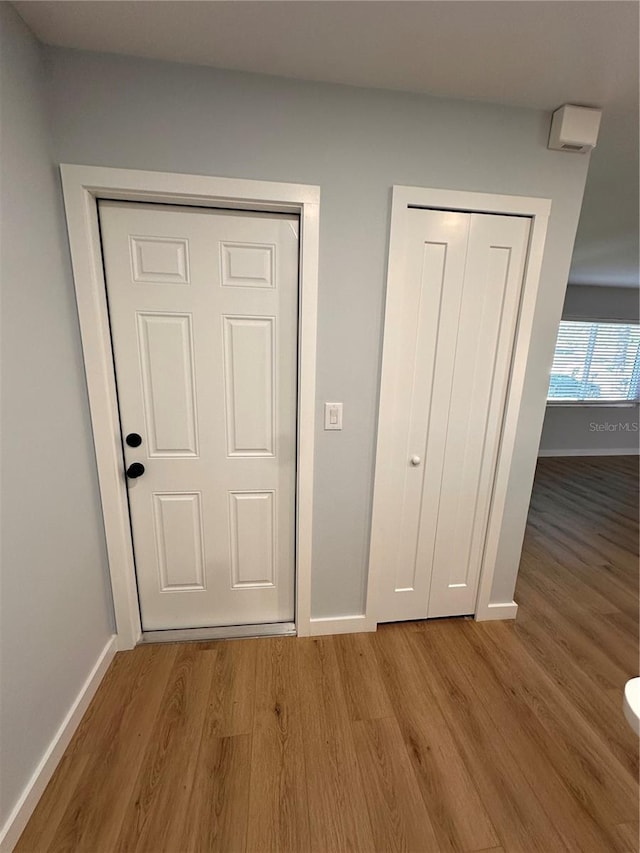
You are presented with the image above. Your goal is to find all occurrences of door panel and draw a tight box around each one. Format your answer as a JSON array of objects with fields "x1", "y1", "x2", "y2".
[
  {"x1": 153, "y1": 492, "x2": 206, "y2": 590},
  {"x1": 221, "y1": 242, "x2": 275, "y2": 288},
  {"x1": 137, "y1": 313, "x2": 199, "y2": 456},
  {"x1": 229, "y1": 491, "x2": 275, "y2": 588},
  {"x1": 426, "y1": 214, "x2": 531, "y2": 616},
  {"x1": 99, "y1": 201, "x2": 298, "y2": 630},
  {"x1": 378, "y1": 211, "x2": 470, "y2": 621},
  {"x1": 223, "y1": 316, "x2": 275, "y2": 456},
  {"x1": 130, "y1": 236, "x2": 190, "y2": 284},
  {"x1": 376, "y1": 208, "x2": 530, "y2": 622}
]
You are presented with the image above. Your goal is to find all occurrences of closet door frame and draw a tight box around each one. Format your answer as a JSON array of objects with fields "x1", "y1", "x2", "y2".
[{"x1": 368, "y1": 186, "x2": 551, "y2": 624}]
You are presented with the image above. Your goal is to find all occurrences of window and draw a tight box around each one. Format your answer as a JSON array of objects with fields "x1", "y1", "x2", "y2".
[{"x1": 547, "y1": 320, "x2": 640, "y2": 402}]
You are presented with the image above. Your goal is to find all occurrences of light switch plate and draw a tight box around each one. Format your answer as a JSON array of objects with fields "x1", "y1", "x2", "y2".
[{"x1": 324, "y1": 402, "x2": 343, "y2": 430}]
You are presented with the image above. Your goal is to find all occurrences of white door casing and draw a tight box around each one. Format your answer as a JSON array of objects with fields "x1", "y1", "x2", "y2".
[
  {"x1": 369, "y1": 186, "x2": 551, "y2": 625},
  {"x1": 100, "y1": 202, "x2": 298, "y2": 631},
  {"x1": 60, "y1": 166, "x2": 319, "y2": 648}
]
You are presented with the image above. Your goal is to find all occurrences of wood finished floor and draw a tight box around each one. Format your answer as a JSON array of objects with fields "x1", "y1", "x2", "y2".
[{"x1": 16, "y1": 456, "x2": 639, "y2": 852}]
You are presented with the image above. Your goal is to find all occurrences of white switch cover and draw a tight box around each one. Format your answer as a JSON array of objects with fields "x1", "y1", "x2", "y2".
[{"x1": 324, "y1": 402, "x2": 343, "y2": 430}]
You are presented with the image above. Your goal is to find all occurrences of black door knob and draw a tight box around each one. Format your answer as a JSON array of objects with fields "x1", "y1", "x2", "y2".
[
  {"x1": 125, "y1": 432, "x2": 142, "y2": 448},
  {"x1": 126, "y1": 462, "x2": 145, "y2": 479}
]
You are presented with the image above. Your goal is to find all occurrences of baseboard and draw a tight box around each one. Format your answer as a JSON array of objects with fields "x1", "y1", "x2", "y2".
[
  {"x1": 475, "y1": 601, "x2": 518, "y2": 622},
  {"x1": 538, "y1": 448, "x2": 639, "y2": 457},
  {"x1": 0, "y1": 635, "x2": 117, "y2": 852},
  {"x1": 308, "y1": 614, "x2": 376, "y2": 636}
]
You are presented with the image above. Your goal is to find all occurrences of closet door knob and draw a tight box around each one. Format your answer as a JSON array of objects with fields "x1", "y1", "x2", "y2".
[{"x1": 410, "y1": 455, "x2": 422, "y2": 466}]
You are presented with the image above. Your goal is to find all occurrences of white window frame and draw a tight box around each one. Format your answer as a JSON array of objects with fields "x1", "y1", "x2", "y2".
[
  {"x1": 367, "y1": 185, "x2": 551, "y2": 623},
  {"x1": 60, "y1": 164, "x2": 320, "y2": 649},
  {"x1": 546, "y1": 316, "x2": 640, "y2": 407}
]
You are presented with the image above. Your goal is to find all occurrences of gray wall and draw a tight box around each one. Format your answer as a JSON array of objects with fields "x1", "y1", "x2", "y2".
[
  {"x1": 0, "y1": 5, "x2": 113, "y2": 831},
  {"x1": 563, "y1": 284, "x2": 639, "y2": 322},
  {"x1": 44, "y1": 46, "x2": 590, "y2": 615},
  {"x1": 540, "y1": 406, "x2": 639, "y2": 455},
  {"x1": 539, "y1": 284, "x2": 640, "y2": 455},
  {"x1": 569, "y1": 101, "x2": 639, "y2": 289}
]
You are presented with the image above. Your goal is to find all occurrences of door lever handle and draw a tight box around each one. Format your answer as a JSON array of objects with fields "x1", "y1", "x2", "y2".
[{"x1": 126, "y1": 462, "x2": 145, "y2": 479}]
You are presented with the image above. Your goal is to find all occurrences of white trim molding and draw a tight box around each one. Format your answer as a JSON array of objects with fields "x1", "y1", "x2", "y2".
[
  {"x1": 0, "y1": 637, "x2": 117, "y2": 852},
  {"x1": 538, "y1": 448, "x2": 640, "y2": 457},
  {"x1": 475, "y1": 601, "x2": 519, "y2": 622},
  {"x1": 308, "y1": 614, "x2": 376, "y2": 636},
  {"x1": 367, "y1": 185, "x2": 551, "y2": 627},
  {"x1": 59, "y1": 164, "x2": 320, "y2": 646},
  {"x1": 546, "y1": 401, "x2": 639, "y2": 408}
]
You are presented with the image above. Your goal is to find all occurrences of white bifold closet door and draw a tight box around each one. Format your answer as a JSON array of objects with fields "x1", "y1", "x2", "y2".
[
  {"x1": 99, "y1": 201, "x2": 298, "y2": 631},
  {"x1": 375, "y1": 208, "x2": 531, "y2": 622}
]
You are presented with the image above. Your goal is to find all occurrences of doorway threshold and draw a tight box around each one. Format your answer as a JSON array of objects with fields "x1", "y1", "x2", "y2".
[{"x1": 140, "y1": 622, "x2": 297, "y2": 644}]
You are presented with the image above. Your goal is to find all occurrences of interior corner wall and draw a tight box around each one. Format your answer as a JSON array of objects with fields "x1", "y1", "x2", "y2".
[
  {"x1": 43, "y1": 47, "x2": 591, "y2": 616},
  {"x1": 0, "y1": 6, "x2": 114, "y2": 835},
  {"x1": 539, "y1": 284, "x2": 640, "y2": 456}
]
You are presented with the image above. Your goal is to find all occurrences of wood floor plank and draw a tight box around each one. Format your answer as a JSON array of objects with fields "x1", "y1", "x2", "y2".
[
  {"x1": 519, "y1": 548, "x2": 620, "y2": 615},
  {"x1": 557, "y1": 596, "x2": 638, "y2": 679},
  {"x1": 604, "y1": 609, "x2": 640, "y2": 639},
  {"x1": 13, "y1": 753, "x2": 91, "y2": 853},
  {"x1": 296, "y1": 637, "x2": 376, "y2": 853},
  {"x1": 182, "y1": 733, "x2": 252, "y2": 853},
  {"x1": 246, "y1": 637, "x2": 310, "y2": 853},
  {"x1": 511, "y1": 605, "x2": 638, "y2": 778},
  {"x1": 418, "y1": 620, "x2": 634, "y2": 850},
  {"x1": 533, "y1": 457, "x2": 637, "y2": 514},
  {"x1": 614, "y1": 821, "x2": 640, "y2": 852},
  {"x1": 206, "y1": 638, "x2": 257, "y2": 737},
  {"x1": 540, "y1": 553, "x2": 638, "y2": 620},
  {"x1": 468, "y1": 621, "x2": 638, "y2": 825},
  {"x1": 352, "y1": 715, "x2": 441, "y2": 852},
  {"x1": 113, "y1": 645, "x2": 216, "y2": 852},
  {"x1": 411, "y1": 624, "x2": 574, "y2": 853},
  {"x1": 528, "y1": 512, "x2": 636, "y2": 574},
  {"x1": 515, "y1": 574, "x2": 630, "y2": 690},
  {"x1": 39, "y1": 644, "x2": 178, "y2": 853},
  {"x1": 527, "y1": 457, "x2": 638, "y2": 570},
  {"x1": 63, "y1": 645, "x2": 151, "y2": 758},
  {"x1": 371, "y1": 627, "x2": 499, "y2": 853},
  {"x1": 334, "y1": 632, "x2": 393, "y2": 721},
  {"x1": 531, "y1": 477, "x2": 637, "y2": 534}
]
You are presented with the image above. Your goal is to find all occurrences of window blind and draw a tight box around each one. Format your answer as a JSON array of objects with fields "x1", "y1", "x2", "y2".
[{"x1": 548, "y1": 320, "x2": 640, "y2": 402}]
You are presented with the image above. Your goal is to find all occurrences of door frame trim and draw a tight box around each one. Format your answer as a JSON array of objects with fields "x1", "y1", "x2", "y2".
[
  {"x1": 60, "y1": 164, "x2": 320, "y2": 649},
  {"x1": 367, "y1": 185, "x2": 551, "y2": 624}
]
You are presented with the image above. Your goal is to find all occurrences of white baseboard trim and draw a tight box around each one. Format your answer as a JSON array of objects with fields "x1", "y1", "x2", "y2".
[
  {"x1": 0, "y1": 635, "x2": 117, "y2": 853},
  {"x1": 308, "y1": 614, "x2": 376, "y2": 636},
  {"x1": 475, "y1": 601, "x2": 518, "y2": 622},
  {"x1": 538, "y1": 448, "x2": 639, "y2": 457}
]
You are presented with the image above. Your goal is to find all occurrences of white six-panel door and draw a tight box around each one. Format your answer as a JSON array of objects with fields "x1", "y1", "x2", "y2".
[
  {"x1": 375, "y1": 208, "x2": 531, "y2": 622},
  {"x1": 99, "y1": 201, "x2": 298, "y2": 631}
]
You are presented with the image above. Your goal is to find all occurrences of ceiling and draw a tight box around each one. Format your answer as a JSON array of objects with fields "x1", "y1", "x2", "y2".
[{"x1": 14, "y1": 0, "x2": 640, "y2": 288}]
